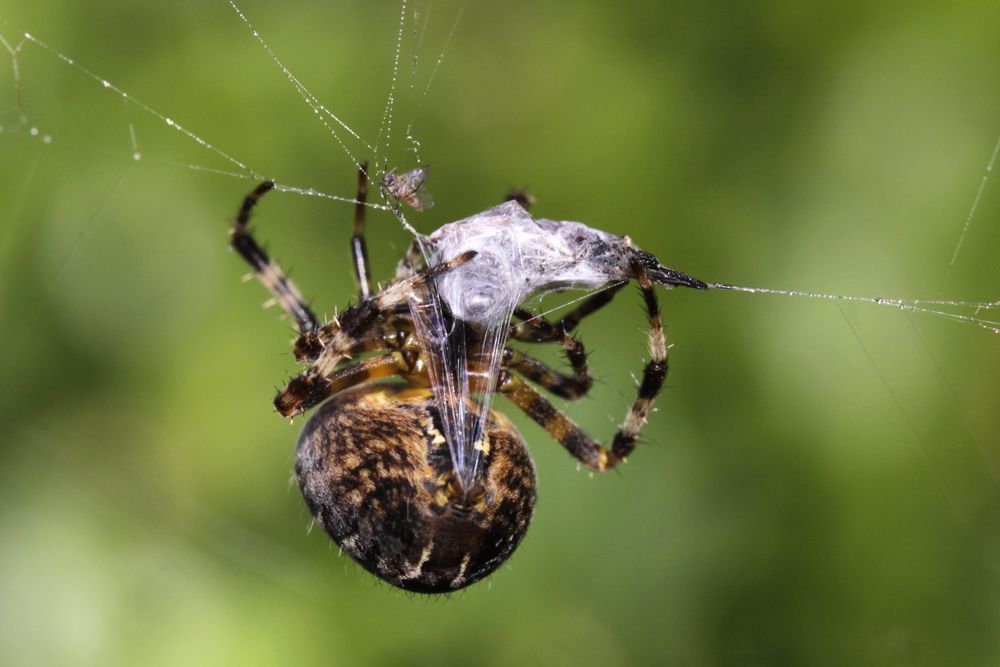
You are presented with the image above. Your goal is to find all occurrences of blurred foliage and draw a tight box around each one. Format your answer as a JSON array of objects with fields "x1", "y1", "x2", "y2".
[{"x1": 2, "y1": 1, "x2": 1000, "y2": 665}]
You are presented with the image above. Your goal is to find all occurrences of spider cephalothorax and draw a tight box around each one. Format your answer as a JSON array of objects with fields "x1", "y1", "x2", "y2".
[{"x1": 230, "y1": 163, "x2": 706, "y2": 592}]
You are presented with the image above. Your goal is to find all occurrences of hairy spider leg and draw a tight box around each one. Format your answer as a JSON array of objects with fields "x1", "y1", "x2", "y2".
[
  {"x1": 504, "y1": 282, "x2": 630, "y2": 400},
  {"x1": 500, "y1": 265, "x2": 667, "y2": 471},
  {"x1": 501, "y1": 340, "x2": 592, "y2": 400},
  {"x1": 231, "y1": 181, "x2": 320, "y2": 334},
  {"x1": 276, "y1": 252, "x2": 478, "y2": 418},
  {"x1": 308, "y1": 352, "x2": 417, "y2": 401},
  {"x1": 276, "y1": 309, "x2": 423, "y2": 417},
  {"x1": 510, "y1": 281, "x2": 628, "y2": 341},
  {"x1": 281, "y1": 323, "x2": 596, "y2": 423},
  {"x1": 394, "y1": 238, "x2": 424, "y2": 280},
  {"x1": 351, "y1": 161, "x2": 372, "y2": 300},
  {"x1": 278, "y1": 342, "x2": 447, "y2": 418}
]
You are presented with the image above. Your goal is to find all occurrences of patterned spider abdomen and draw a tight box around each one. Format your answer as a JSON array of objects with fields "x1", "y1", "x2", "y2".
[{"x1": 295, "y1": 384, "x2": 536, "y2": 593}]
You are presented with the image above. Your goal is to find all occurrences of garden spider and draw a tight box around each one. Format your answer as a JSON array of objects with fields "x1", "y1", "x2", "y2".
[{"x1": 230, "y1": 164, "x2": 707, "y2": 593}]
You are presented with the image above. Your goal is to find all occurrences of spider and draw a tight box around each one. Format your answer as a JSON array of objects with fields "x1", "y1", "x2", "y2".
[{"x1": 230, "y1": 163, "x2": 707, "y2": 593}]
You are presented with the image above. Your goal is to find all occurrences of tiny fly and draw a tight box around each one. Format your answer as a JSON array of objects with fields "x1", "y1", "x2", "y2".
[{"x1": 381, "y1": 165, "x2": 434, "y2": 211}]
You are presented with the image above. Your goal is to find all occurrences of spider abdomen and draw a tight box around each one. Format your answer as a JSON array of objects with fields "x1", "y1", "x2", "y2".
[{"x1": 295, "y1": 384, "x2": 536, "y2": 593}]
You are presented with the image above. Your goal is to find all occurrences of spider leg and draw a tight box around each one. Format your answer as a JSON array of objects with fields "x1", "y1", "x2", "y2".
[
  {"x1": 501, "y1": 265, "x2": 667, "y2": 471},
  {"x1": 510, "y1": 281, "x2": 627, "y2": 342},
  {"x1": 275, "y1": 351, "x2": 416, "y2": 417},
  {"x1": 278, "y1": 315, "x2": 416, "y2": 415},
  {"x1": 296, "y1": 246, "x2": 475, "y2": 362},
  {"x1": 505, "y1": 282, "x2": 626, "y2": 400},
  {"x1": 277, "y1": 251, "x2": 477, "y2": 416},
  {"x1": 276, "y1": 306, "x2": 398, "y2": 416},
  {"x1": 351, "y1": 161, "x2": 372, "y2": 300},
  {"x1": 501, "y1": 336, "x2": 592, "y2": 400},
  {"x1": 231, "y1": 181, "x2": 320, "y2": 334},
  {"x1": 393, "y1": 238, "x2": 424, "y2": 280}
]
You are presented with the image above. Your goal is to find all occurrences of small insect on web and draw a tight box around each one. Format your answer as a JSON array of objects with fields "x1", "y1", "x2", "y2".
[{"x1": 381, "y1": 164, "x2": 434, "y2": 211}]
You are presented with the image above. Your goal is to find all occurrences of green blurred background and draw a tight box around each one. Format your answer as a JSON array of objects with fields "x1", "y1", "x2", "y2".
[{"x1": 2, "y1": 1, "x2": 1000, "y2": 665}]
